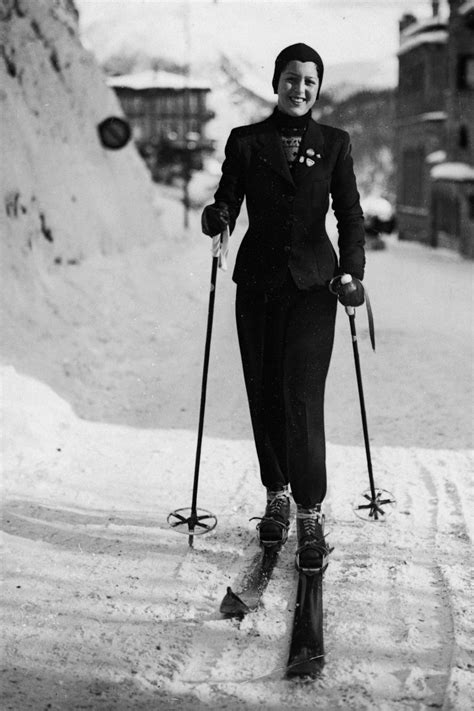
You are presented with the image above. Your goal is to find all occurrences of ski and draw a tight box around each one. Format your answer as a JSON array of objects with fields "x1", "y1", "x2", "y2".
[
  {"x1": 219, "y1": 544, "x2": 280, "y2": 618},
  {"x1": 286, "y1": 571, "x2": 324, "y2": 678}
]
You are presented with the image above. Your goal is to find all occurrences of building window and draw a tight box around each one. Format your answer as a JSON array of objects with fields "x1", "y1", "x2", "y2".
[
  {"x1": 155, "y1": 96, "x2": 164, "y2": 115},
  {"x1": 457, "y1": 55, "x2": 474, "y2": 90},
  {"x1": 459, "y1": 125, "x2": 469, "y2": 149},
  {"x1": 163, "y1": 93, "x2": 173, "y2": 114},
  {"x1": 434, "y1": 192, "x2": 460, "y2": 236},
  {"x1": 402, "y1": 147, "x2": 425, "y2": 206},
  {"x1": 469, "y1": 194, "x2": 474, "y2": 221},
  {"x1": 187, "y1": 118, "x2": 199, "y2": 135},
  {"x1": 174, "y1": 92, "x2": 184, "y2": 113},
  {"x1": 187, "y1": 92, "x2": 198, "y2": 113},
  {"x1": 464, "y1": 9, "x2": 474, "y2": 30}
]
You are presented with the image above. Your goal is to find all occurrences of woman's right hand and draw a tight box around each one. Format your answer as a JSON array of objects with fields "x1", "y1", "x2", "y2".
[{"x1": 201, "y1": 203, "x2": 230, "y2": 237}]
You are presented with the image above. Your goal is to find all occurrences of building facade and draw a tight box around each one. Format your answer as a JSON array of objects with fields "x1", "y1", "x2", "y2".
[
  {"x1": 396, "y1": 0, "x2": 474, "y2": 257},
  {"x1": 108, "y1": 70, "x2": 215, "y2": 181}
]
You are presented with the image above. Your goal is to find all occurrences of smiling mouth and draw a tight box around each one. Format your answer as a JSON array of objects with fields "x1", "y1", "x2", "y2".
[{"x1": 289, "y1": 97, "x2": 305, "y2": 105}]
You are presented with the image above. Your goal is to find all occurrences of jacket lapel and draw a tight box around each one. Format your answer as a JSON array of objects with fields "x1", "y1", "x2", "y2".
[
  {"x1": 256, "y1": 123, "x2": 295, "y2": 188},
  {"x1": 254, "y1": 115, "x2": 326, "y2": 188},
  {"x1": 291, "y1": 119, "x2": 326, "y2": 186}
]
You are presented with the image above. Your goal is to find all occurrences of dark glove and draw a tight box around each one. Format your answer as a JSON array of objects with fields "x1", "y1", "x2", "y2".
[
  {"x1": 329, "y1": 274, "x2": 365, "y2": 307},
  {"x1": 201, "y1": 203, "x2": 229, "y2": 237}
]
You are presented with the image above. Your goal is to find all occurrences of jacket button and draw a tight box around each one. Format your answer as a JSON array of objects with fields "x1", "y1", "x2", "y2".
[{"x1": 284, "y1": 245, "x2": 291, "y2": 253}]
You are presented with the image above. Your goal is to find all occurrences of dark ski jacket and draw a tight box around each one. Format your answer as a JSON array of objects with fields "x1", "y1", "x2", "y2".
[{"x1": 214, "y1": 112, "x2": 365, "y2": 291}]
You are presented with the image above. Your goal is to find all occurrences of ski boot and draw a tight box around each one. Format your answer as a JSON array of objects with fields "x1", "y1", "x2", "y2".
[
  {"x1": 295, "y1": 504, "x2": 332, "y2": 574},
  {"x1": 252, "y1": 488, "x2": 290, "y2": 548}
]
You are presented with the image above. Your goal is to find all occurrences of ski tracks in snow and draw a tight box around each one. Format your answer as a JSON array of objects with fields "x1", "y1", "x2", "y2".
[
  {"x1": 166, "y1": 445, "x2": 473, "y2": 710},
  {"x1": 2, "y1": 408, "x2": 472, "y2": 709}
]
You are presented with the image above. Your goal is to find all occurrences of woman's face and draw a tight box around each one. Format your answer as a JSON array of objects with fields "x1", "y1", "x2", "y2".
[{"x1": 277, "y1": 60, "x2": 319, "y2": 117}]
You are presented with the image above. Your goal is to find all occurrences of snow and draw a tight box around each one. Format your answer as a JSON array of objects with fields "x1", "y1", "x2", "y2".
[
  {"x1": 431, "y1": 162, "x2": 474, "y2": 182},
  {"x1": 401, "y1": 16, "x2": 447, "y2": 40},
  {"x1": 397, "y1": 30, "x2": 448, "y2": 57},
  {"x1": 459, "y1": 0, "x2": 474, "y2": 16},
  {"x1": 75, "y1": 0, "x2": 399, "y2": 93},
  {"x1": 1, "y1": 0, "x2": 166, "y2": 282},
  {"x1": 228, "y1": 66, "x2": 275, "y2": 105},
  {"x1": 361, "y1": 195, "x2": 394, "y2": 221},
  {"x1": 2, "y1": 277, "x2": 474, "y2": 708},
  {"x1": 426, "y1": 150, "x2": 447, "y2": 164},
  {"x1": 418, "y1": 111, "x2": 447, "y2": 122},
  {"x1": 2, "y1": 1, "x2": 474, "y2": 709},
  {"x1": 107, "y1": 69, "x2": 210, "y2": 91}
]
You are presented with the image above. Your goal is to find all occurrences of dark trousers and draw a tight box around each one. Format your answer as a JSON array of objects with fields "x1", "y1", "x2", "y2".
[{"x1": 236, "y1": 273, "x2": 337, "y2": 508}]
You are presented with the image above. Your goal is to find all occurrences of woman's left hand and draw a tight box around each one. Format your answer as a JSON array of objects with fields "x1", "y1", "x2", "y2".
[{"x1": 329, "y1": 275, "x2": 365, "y2": 307}]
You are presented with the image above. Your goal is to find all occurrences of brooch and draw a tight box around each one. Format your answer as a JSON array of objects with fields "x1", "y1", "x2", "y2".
[{"x1": 300, "y1": 148, "x2": 322, "y2": 166}]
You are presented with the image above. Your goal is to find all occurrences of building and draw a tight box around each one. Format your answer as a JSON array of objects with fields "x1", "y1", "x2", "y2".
[
  {"x1": 396, "y1": 0, "x2": 474, "y2": 257},
  {"x1": 108, "y1": 70, "x2": 215, "y2": 181}
]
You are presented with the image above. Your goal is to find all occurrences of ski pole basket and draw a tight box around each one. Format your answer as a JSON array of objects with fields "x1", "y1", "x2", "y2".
[
  {"x1": 353, "y1": 488, "x2": 396, "y2": 521},
  {"x1": 167, "y1": 508, "x2": 217, "y2": 536}
]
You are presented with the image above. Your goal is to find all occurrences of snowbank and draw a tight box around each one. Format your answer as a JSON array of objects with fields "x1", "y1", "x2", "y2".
[
  {"x1": 1, "y1": 0, "x2": 162, "y2": 288},
  {"x1": 2, "y1": 363, "x2": 473, "y2": 709},
  {"x1": 361, "y1": 195, "x2": 394, "y2": 221}
]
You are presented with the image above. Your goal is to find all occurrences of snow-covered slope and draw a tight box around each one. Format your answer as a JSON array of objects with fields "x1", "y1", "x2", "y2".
[
  {"x1": 1, "y1": 0, "x2": 161, "y2": 286},
  {"x1": 2, "y1": 356, "x2": 472, "y2": 709}
]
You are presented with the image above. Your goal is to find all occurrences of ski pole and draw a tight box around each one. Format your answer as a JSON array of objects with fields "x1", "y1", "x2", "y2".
[
  {"x1": 167, "y1": 228, "x2": 229, "y2": 546},
  {"x1": 341, "y1": 276, "x2": 395, "y2": 520}
]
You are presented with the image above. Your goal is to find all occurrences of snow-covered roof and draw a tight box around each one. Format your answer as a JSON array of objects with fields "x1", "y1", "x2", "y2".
[
  {"x1": 107, "y1": 70, "x2": 210, "y2": 91},
  {"x1": 401, "y1": 17, "x2": 447, "y2": 39},
  {"x1": 418, "y1": 111, "x2": 447, "y2": 122},
  {"x1": 458, "y1": 1, "x2": 474, "y2": 16},
  {"x1": 397, "y1": 112, "x2": 447, "y2": 126},
  {"x1": 426, "y1": 150, "x2": 447, "y2": 164},
  {"x1": 398, "y1": 29, "x2": 448, "y2": 57},
  {"x1": 431, "y1": 162, "x2": 474, "y2": 181}
]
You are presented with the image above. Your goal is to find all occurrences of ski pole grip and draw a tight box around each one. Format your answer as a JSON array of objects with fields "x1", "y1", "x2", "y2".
[
  {"x1": 212, "y1": 227, "x2": 229, "y2": 271},
  {"x1": 211, "y1": 232, "x2": 222, "y2": 257}
]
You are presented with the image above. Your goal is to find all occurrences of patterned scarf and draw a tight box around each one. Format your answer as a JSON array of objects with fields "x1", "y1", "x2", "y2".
[{"x1": 273, "y1": 108, "x2": 311, "y2": 167}]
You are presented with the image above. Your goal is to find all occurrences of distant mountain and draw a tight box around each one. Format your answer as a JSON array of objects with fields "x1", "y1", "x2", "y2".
[
  {"x1": 324, "y1": 57, "x2": 398, "y2": 94},
  {"x1": 97, "y1": 49, "x2": 397, "y2": 101},
  {"x1": 76, "y1": 1, "x2": 398, "y2": 97}
]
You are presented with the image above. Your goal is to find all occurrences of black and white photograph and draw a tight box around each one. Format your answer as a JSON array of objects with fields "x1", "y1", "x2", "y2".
[{"x1": 1, "y1": 0, "x2": 473, "y2": 708}]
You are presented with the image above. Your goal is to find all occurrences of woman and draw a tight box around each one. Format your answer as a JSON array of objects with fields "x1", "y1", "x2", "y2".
[{"x1": 201, "y1": 43, "x2": 365, "y2": 573}]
